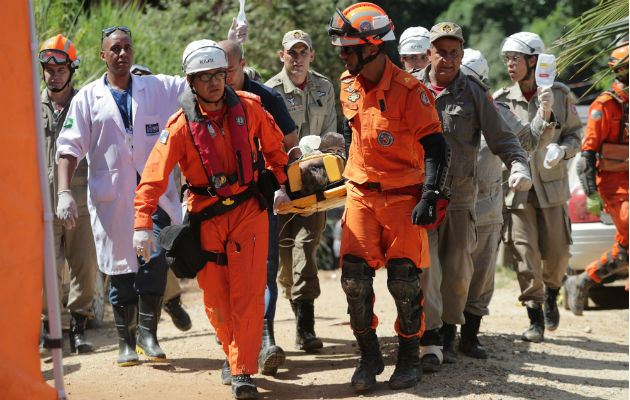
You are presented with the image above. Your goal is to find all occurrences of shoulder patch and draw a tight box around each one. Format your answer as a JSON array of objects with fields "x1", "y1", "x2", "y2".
[
  {"x1": 492, "y1": 87, "x2": 508, "y2": 100},
  {"x1": 552, "y1": 81, "x2": 571, "y2": 95},
  {"x1": 159, "y1": 130, "x2": 169, "y2": 144},
  {"x1": 419, "y1": 89, "x2": 431, "y2": 106},
  {"x1": 62, "y1": 117, "x2": 74, "y2": 129},
  {"x1": 589, "y1": 109, "x2": 603, "y2": 120}
]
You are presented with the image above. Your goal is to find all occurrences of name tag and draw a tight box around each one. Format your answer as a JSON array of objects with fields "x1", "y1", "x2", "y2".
[{"x1": 145, "y1": 123, "x2": 160, "y2": 135}]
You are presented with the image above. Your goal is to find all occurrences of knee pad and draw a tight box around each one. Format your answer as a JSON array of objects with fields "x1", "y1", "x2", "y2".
[
  {"x1": 387, "y1": 258, "x2": 423, "y2": 335},
  {"x1": 341, "y1": 255, "x2": 375, "y2": 332}
]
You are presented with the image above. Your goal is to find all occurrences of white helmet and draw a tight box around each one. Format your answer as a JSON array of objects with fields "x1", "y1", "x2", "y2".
[
  {"x1": 182, "y1": 39, "x2": 227, "y2": 75},
  {"x1": 501, "y1": 32, "x2": 545, "y2": 55},
  {"x1": 398, "y1": 26, "x2": 430, "y2": 55},
  {"x1": 461, "y1": 48, "x2": 489, "y2": 82}
]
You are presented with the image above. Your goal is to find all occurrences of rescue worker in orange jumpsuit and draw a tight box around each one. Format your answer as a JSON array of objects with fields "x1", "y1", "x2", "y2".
[
  {"x1": 134, "y1": 40, "x2": 288, "y2": 400},
  {"x1": 566, "y1": 44, "x2": 629, "y2": 314},
  {"x1": 328, "y1": 3, "x2": 450, "y2": 391}
]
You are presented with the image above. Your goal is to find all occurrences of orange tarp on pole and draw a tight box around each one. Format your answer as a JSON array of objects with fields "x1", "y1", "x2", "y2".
[{"x1": 0, "y1": 1, "x2": 58, "y2": 399}]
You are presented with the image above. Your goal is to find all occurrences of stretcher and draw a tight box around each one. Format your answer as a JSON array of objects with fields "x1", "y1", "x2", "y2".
[{"x1": 277, "y1": 153, "x2": 347, "y2": 214}]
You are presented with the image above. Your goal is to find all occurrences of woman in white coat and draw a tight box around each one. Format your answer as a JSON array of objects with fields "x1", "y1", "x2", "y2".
[{"x1": 56, "y1": 27, "x2": 186, "y2": 366}]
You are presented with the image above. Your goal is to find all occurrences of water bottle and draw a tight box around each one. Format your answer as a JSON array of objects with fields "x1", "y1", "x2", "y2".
[
  {"x1": 236, "y1": 0, "x2": 247, "y2": 28},
  {"x1": 535, "y1": 53, "x2": 556, "y2": 88}
]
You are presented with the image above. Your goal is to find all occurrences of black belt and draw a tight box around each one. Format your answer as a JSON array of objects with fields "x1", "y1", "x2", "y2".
[{"x1": 189, "y1": 184, "x2": 260, "y2": 224}]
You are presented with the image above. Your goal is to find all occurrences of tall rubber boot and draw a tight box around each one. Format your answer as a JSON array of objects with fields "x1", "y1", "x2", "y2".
[
  {"x1": 565, "y1": 272, "x2": 596, "y2": 316},
  {"x1": 440, "y1": 323, "x2": 457, "y2": 363},
  {"x1": 69, "y1": 313, "x2": 94, "y2": 354},
  {"x1": 351, "y1": 329, "x2": 384, "y2": 391},
  {"x1": 258, "y1": 319, "x2": 285, "y2": 375},
  {"x1": 389, "y1": 335, "x2": 422, "y2": 389},
  {"x1": 295, "y1": 300, "x2": 323, "y2": 350},
  {"x1": 459, "y1": 311, "x2": 487, "y2": 359},
  {"x1": 163, "y1": 295, "x2": 192, "y2": 331},
  {"x1": 522, "y1": 305, "x2": 544, "y2": 343},
  {"x1": 543, "y1": 286, "x2": 560, "y2": 330},
  {"x1": 136, "y1": 294, "x2": 167, "y2": 361},
  {"x1": 112, "y1": 304, "x2": 139, "y2": 367}
]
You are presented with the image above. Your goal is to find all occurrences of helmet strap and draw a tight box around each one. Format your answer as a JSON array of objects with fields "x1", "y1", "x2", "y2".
[
  {"x1": 520, "y1": 55, "x2": 536, "y2": 84},
  {"x1": 350, "y1": 44, "x2": 379, "y2": 75},
  {"x1": 190, "y1": 79, "x2": 226, "y2": 106},
  {"x1": 43, "y1": 65, "x2": 74, "y2": 93}
]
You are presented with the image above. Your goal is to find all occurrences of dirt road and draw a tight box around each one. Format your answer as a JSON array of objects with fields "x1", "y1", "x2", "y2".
[{"x1": 41, "y1": 268, "x2": 629, "y2": 399}]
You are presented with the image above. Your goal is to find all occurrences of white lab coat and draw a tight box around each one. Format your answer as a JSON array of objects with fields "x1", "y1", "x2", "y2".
[{"x1": 56, "y1": 72, "x2": 187, "y2": 275}]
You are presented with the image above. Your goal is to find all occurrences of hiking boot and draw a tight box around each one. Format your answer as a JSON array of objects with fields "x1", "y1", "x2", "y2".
[
  {"x1": 351, "y1": 329, "x2": 384, "y2": 391},
  {"x1": 522, "y1": 305, "x2": 544, "y2": 343},
  {"x1": 440, "y1": 323, "x2": 457, "y2": 363},
  {"x1": 389, "y1": 335, "x2": 421, "y2": 389},
  {"x1": 163, "y1": 295, "x2": 192, "y2": 331},
  {"x1": 459, "y1": 311, "x2": 487, "y2": 359},
  {"x1": 69, "y1": 313, "x2": 94, "y2": 354},
  {"x1": 295, "y1": 300, "x2": 323, "y2": 351},
  {"x1": 258, "y1": 319, "x2": 285, "y2": 375},
  {"x1": 565, "y1": 272, "x2": 596, "y2": 316},
  {"x1": 231, "y1": 374, "x2": 258, "y2": 399},
  {"x1": 543, "y1": 286, "x2": 560, "y2": 330}
]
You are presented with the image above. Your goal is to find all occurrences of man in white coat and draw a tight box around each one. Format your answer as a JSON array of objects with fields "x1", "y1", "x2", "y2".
[{"x1": 56, "y1": 26, "x2": 186, "y2": 367}]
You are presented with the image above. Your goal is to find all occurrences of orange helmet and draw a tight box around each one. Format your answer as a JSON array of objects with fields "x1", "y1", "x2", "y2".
[
  {"x1": 608, "y1": 44, "x2": 629, "y2": 69},
  {"x1": 328, "y1": 2, "x2": 395, "y2": 46},
  {"x1": 39, "y1": 34, "x2": 80, "y2": 69}
]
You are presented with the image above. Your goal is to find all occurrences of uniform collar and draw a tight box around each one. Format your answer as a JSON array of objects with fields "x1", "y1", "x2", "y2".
[
  {"x1": 418, "y1": 65, "x2": 466, "y2": 99},
  {"x1": 280, "y1": 68, "x2": 310, "y2": 94},
  {"x1": 504, "y1": 82, "x2": 527, "y2": 102},
  {"x1": 354, "y1": 57, "x2": 394, "y2": 93}
]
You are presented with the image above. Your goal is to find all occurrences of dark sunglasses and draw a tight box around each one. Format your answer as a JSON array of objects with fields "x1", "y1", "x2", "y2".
[{"x1": 101, "y1": 26, "x2": 132, "y2": 42}]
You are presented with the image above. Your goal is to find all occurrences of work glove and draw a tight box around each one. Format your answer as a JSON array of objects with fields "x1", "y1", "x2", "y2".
[
  {"x1": 227, "y1": 17, "x2": 249, "y2": 45},
  {"x1": 412, "y1": 190, "x2": 440, "y2": 226},
  {"x1": 543, "y1": 143, "x2": 565, "y2": 169},
  {"x1": 56, "y1": 190, "x2": 78, "y2": 230},
  {"x1": 537, "y1": 86, "x2": 554, "y2": 112},
  {"x1": 133, "y1": 229, "x2": 156, "y2": 261},
  {"x1": 508, "y1": 172, "x2": 533, "y2": 192},
  {"x1": 586, "y1": 192, "x2": 604, "y2": 217},
  {"x1": 273, "y1": 185, "x2": 291, "y2": 215}
]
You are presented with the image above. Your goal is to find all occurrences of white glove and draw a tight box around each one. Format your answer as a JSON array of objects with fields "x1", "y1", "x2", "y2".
[
  {"x1": 273, "y1": 185, "x2": 291, "y2": 215},
  {"x1": 133, "y1": 230, "x2": 156, "y2": 261},
  {"x1": 227, "y1": 17, "x2": 249, "y2": 45},
  {"x1": 509, "y1": 172, "x2": 533, "y2": 192},
  {"x1": 56, "y1": 190, "x2": 78, "y2": 230},
  {"x1": 543, "y1": 143, "x2": 565, "y2": 169},
  {"x1": 537, "y1": 86, "x2": 554, "y2": 112}
]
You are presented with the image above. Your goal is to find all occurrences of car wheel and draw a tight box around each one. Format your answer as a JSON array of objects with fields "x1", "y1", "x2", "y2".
[{"x1": 87, "y1": 271, "x2": 109, "y2": 329}]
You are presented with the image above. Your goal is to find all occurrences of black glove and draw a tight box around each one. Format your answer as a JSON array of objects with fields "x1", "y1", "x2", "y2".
[{"x1": 412, "y1": 190, "x2": 439, "y2": 226}]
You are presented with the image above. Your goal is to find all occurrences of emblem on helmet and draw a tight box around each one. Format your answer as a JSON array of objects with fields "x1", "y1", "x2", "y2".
[
  {"x1": 359, "y1": 21, "x2": 373, "y2": 32},
  {"x1": 441, "y1": 24, "x2": 453, "y2": 33}
]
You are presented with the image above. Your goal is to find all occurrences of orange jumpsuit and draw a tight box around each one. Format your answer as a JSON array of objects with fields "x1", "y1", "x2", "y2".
[
  {"x1": 582, "y1": 82, "x2": 629, "y2": 285},
  {"x1": 135, "y1": 89, "x2": 288, "y2": 375},
  {"x1": 340, "y1": 58, "x2": 442, "y2": 337}
]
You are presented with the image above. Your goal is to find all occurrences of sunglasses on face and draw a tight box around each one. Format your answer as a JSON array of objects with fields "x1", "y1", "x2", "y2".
[
  {"x1": 101, "y1": 26, "x2": 132, "y2": 42},
  {"x1": 195, "y1": 70, "x2": 227, "y2": 82}
]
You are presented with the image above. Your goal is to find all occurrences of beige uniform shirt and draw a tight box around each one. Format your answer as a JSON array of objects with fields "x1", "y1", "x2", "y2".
[
  {"x1": 494, "y1": 82, "x2": 583, "y2": 208},
  {"x1": 266, "y1": 69, "x2": 336, "y2": 138},
  {"x1": 41, "y1": 89, "x2": 89, "y2": 216}
]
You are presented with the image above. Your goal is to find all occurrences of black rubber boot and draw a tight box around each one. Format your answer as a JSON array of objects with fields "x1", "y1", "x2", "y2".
[
  {"x1": 351, "y1": 329, "x2": 384, "y2": 391},
  {"x1": 136, "y1": 294, "x2": 167, "y2": 361},
  {"x1": 231, "y1": 374, "x2": 258, "y2": 399},
  {"x1": 163, "y1": 295, "x2": 192, "y2": 331},
  {"x1": 112, "y1": 304, "x2": 139, "y2": 367},
  {"x1": 522, "y1": 305, "x2": 545, "y2": 343},
  {"x1": 440, "y1": 323, "x2": 457, "y2": 363},
  {"x1": 295, "y1": 300, "x2": 323, "y2": 350},
  {"x1": 459, "y1": 311, "x2": 487, "y2": 359},
  {"x1": 543, "y1": 286, "x2": 560, "y2": 330},
  {"x1": 389, "y1": 335, "x2": 422, "y2": 389},
  {"x1": 258, "y1": 319, "x2": 285, "y2": 375},
  {"x1": 419, "y1": 328, "x2": 441, "y2": 372},
  {"x1": 221, "y1": 358, "x2": 232, "y2": 385},
  {"x1": 565, "y1": 272, "x2": 596, "y2": 316},
  {"x1": 69, "y1": 313, "x2": 94, "y2": 354}
]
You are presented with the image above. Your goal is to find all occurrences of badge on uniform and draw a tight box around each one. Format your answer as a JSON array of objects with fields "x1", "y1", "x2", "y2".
[
  {"x1": 377, "y1": 131, "x2": 393, "y2": 147},
  {"x1": 420, "y1": 91, "x2": 430, "y2": 106},
  {"x1": 348, "y1": 92, "x2": 360, "y2": 103},
  {"x1": 159, "y1": 130, "x2": 169, "y2": 144},
  {"x1": 317, "y1": 91, "x2": 326, "y2": 97},
  {"x1": 235, "y1": 116, "x2": 245, "y2": 126},
  {"x1": 145, "y1": 123, "x2": 160, "y2": 135},
  {"x1": 342, "y1": 77, "x2": 355, "y2": 85},
  {"x1": 344, "y1": 86, "x2": 355, "y2": 93},
  {"x1": 63, "y1": 117, "x2": 74, "y2": 129},
  {"x1": 287, "y1": 97, "x2": 295, "y2": 105},
  {"x1": 590, "y1": 109, "x2": 602, "y2": 120}
]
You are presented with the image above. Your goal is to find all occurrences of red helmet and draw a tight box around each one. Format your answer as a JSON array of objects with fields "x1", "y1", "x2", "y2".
[
  {"x1": 328, "y1": 2, "x2": 395, "y2": 47},
  {"x1": 608, "y1": 44, "x2": 629, "y2": 69},
  {"x1": 39, "y1": 34, "x2": 80, "y2": 69}
]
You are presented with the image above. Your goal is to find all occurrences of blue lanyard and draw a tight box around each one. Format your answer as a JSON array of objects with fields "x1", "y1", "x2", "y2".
[{"x1": 105, "y1": 75, "x2": 133, "y2": 132}]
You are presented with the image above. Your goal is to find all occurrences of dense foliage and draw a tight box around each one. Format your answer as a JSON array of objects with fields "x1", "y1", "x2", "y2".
[{"x1": 34, "y1": 0, "x2": 620, "y2": 107}]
